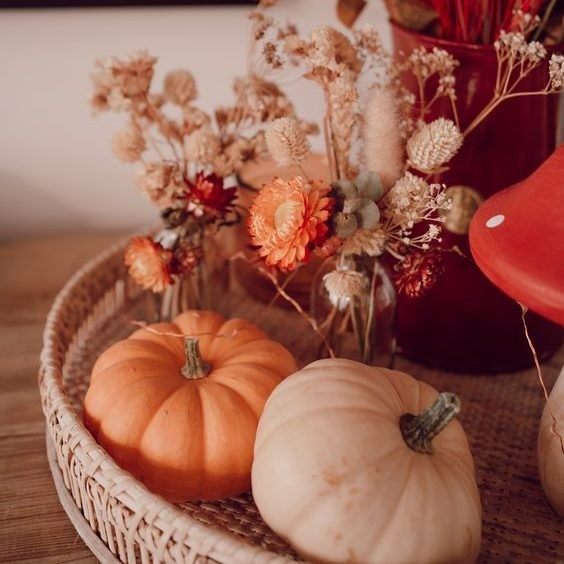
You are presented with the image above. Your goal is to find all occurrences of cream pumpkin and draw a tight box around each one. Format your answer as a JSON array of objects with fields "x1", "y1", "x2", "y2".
[
  {"x1": 84, "y1": 310, "x2": 297, "y2": 502},
  {"x1": 252, "y1": 359, "x2": 482, "y2": 564},
  {"x1": 538, "y1": 366, "x2": 564, "y2": 518}
]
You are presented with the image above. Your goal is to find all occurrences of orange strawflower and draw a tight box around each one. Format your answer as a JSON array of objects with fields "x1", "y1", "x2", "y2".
[
  {"x1": 248, "y1": 176, "x2": 333, "y2": 270},
  {"x1": 124, "y1": 236, "x2": 173, "y2": 293}
]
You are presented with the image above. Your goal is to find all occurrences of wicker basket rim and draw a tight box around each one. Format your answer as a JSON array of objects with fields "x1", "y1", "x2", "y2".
[{"x1": 38, "y1": 236, "x2": 289, "y2": 563}]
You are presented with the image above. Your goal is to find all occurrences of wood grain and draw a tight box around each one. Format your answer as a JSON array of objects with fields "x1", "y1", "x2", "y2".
[
  {"x1": 0, "y1": 233, "x2": 124, "y2": 563},
  {"x1": 2, "y1": 233, "x2": 563, "y2": 563}
]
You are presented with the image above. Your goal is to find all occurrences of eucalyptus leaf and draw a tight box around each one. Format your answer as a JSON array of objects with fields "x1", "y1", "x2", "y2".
[
  {"x1": 356, "y1": 200, "x2": 380, "y2": 229},
  {"x1": 343, "y1": 197, "x2": 365, "y2": 214},
  {"x1": 356, "y1": 171, "x2": 384, "y2": 202},
  {"x1": 333, "y1": 212, "x2": 358, "y2": 239},
  {"x1": 331, "y1": 179, "x2": 358, "y2": 202}
]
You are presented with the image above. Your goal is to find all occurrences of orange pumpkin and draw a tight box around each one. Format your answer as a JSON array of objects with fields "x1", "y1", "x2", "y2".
[{"x1": 83, "y1": 310, "x2": 297, "y2": 501}]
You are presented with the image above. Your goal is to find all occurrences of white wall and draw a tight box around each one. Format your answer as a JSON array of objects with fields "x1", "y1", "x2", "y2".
[{"x1": 0, "y1": 1, "x2": 390, "y2": 239}]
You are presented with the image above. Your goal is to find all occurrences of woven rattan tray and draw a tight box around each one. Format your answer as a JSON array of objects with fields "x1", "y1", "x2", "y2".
[{"x1": 39, "y1": 238, "x2": 564, "y2": 563}]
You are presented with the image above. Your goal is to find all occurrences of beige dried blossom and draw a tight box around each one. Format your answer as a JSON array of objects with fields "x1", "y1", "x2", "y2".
[
  {"x1": 265, "y1": 117, "x2": 311, "y2": 167},
  {"x1": 353, "y1": 25, "x2": 391, "y2": 87},
  {"x1": 112, "y1": 122, "x2": 146, "y2": 162},
  {"x1": 232, "y1": 75, "x2": 296, "y2": 124},
  {"x1": 212, "y1": 137, "x2": 264, "y2": 177},
  {"x1": 183, "y1": 106, "x2": 212, "y2": 135},
  {"x1": 137, "y1": 161, "x2": 185, "y2": 208},
  {"x1": 364, "y1": 87, "x2": 404, "y2": 190},
  {"x1": 407, "y1": 47, "x2": 457, "y2": 82},
  {"x1": 185, "y1": 127, "x2": 221, "y2": 165},
  {"x1": 341, "y1": 228, "x2": 386, "y2": 257},
  {"x1": 380, "y1": 172, "x2": 450, "y2": 252},
  {"x1": 407, "y1": 118, "x2": 462, "y2": 173},
  {"x1": 164, "y1": 70, "x2": 198, "y2": 106},
  {"x1": 309, "y1": 26, "x2": 363, "y2": 79},
  {"x1": 323, "y1": 268, "x2": 368, "y2": 310},
  {"x1": 284, "y1": 34, "x2": 309, "y2": 58},
  {"x1": 90, "y1": 51, "x2": 156, "y2": 113}
]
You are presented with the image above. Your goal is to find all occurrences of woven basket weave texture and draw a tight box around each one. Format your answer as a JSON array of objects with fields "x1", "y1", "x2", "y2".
[{"x1": 39, "y1": 239, "x2": 564, "y2": 563}]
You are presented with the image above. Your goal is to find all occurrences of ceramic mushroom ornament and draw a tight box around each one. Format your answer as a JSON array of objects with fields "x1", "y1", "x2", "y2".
[
  {"x1": 469, "y1": 145, "x2": 564, "y2": 326},
  {"x1": 469, "y1": 145, "x2": 564, "y2": 517}
]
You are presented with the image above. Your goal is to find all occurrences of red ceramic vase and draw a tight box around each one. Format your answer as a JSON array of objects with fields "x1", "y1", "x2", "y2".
[{"x1": 391, "y1": 22, "x2": 563, "y2": 372}]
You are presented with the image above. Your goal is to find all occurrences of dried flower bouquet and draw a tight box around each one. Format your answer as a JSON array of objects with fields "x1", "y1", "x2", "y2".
[
  {"x1": 89, "y1": 49, "x2": 314, "y2": 314},
  {"x1": 244, "y1": 3, "x2": 564, "y2": 362},
  {"x1": 89, "y1": 3, "x2": 563, "y2": 353}
]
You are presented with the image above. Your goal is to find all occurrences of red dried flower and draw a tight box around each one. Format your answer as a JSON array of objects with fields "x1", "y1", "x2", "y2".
[
  {"x1": 124, "y1": 236, "x2": 173, "y2": 293},
  {"x1": 394, "y1": 250, "x2": 445, "y2": 299},
  {"x1": 186, "y1": 172, "x2": 237, "y2": 217},
  {"x1": 172, "y1": 243, "x2": 202, "y2": 275},
  {"x1": 314, "y1": 235, "x2": 343, "y2": 258}
]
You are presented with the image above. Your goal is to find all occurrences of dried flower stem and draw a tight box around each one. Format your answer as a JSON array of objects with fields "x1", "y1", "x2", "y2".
[
  {"x1": 143, "y1": 94, "x2": 183, "y2": 165},
  {"x1": 464, "y1": 36, "x2": 558, "y2": 138},
  {"x1": 363, "y1": 262, "x2": 378, "y2": 361},
  {"x1": 520, "y1": 304, "x2": 564, "y2": 456},
  {"x1": 258, "y1": 265, "x2": 336, "y2": 358}
]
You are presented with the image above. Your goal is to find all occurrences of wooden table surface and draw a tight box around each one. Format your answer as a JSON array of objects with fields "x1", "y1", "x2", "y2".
[
  {"x1": 1, "y1": 233, "x2": 562, "y2": 563},
  {"x1": 1, "y1": 234, "x2": 125, "y2": 563}
]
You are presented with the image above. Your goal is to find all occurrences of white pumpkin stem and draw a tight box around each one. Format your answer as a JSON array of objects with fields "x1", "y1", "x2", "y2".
[
  {"x1": 400, "y1": 392, "x2": 461, "y2": 454},
  {"x1": 181, "y1": 337, "x2": 210, "y2": 379}
]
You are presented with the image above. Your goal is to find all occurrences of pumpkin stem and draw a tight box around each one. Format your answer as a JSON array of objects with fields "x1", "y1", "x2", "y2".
[
  {"x1": 400, "y1": 392, "x2": 461, "y2": 454},
  {"x1": 181, "y1": 337, "x2": 210, "y2": 379}
]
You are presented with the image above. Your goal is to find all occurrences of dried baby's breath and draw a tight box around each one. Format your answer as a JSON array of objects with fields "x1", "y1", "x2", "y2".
[
  {"x1": 379, "y1": 172, "x2": 449, "y2": 254},
  {"x1": 549, "y1": 54, "x2": 564, "y2": 90},
  {"x1": 407, "y1": 118, "x2": 462, "y2": 173},
  {"x1": 265, "y1": 117, "x2": 311, "y2": 167}
]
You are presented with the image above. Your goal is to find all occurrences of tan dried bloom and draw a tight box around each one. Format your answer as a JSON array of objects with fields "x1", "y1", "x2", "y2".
[
  {"x1": 137, "y1": 161, "x2": 185, "y2": 208},
  {"x1": 364, "y1": 87, "x2": 404, "y2": 190},
  {"x1": 323, "y1": 268, "x2": 368, "y2": 310},
  {"x1": 164, "y1": 70, "x2": 197, "y2": 106},
  {"x1": 182, "y1": 106, "x2": 212, "y2": 135},
  {"x1": 407, "y1": 118, "x2": 462, "y2": 173},
  {"x1": 185, "y1": 127, "x2": 221, "y2": 165},
  {"x1": 111, "y1": 122, "x2": 146, "y2": 162},
  {"x1": 310, "y1": 26, "x2": 363, "y2": 78},
  {"x1": 232, "y1": 75, "x2": 296, "y2": 124},
  {"x1": 265, "y1": 117, "x2": 311, "y2": 167},
  {"x1": 341, "y1": 228, "x2": 386, "y2": 257},
  {"x1": 90, "y1": 51, "x2": 156, "y2": 113}
]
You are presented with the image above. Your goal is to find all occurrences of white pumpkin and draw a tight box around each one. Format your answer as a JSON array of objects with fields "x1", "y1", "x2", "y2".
[
  {"x1": 252, "y1": 359, "x2": 482, "y2": 564},
  {"x1": 538, "y1": 366, "x2": 564, "y2": 518}
]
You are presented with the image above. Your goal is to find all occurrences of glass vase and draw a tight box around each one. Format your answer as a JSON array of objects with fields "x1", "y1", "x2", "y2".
[
  {"x1": 311, "y1": 256, "x2": 396, "y2": 367},
  {"x1": 156, "y1": 236, "x2": 226, "y2": 321}
]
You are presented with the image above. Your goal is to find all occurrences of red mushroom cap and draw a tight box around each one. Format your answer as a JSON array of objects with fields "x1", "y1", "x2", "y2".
[{"x1": 469, "y1": 145, "x2": 564, "y2": 327}]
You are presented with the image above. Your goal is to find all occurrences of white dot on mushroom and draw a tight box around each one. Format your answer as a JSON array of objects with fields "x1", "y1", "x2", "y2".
[{"x1": 486, "y1": 214, "x2": 505, "y2": 228}]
